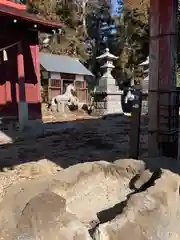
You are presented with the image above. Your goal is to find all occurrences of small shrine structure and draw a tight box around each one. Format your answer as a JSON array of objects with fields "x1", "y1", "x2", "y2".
[{"x1": 94, "y1": 48, "x2": 123, "y2": 115}]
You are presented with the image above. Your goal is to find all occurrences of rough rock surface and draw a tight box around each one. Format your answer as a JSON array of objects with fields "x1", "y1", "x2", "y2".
[
  {"x1": 0, "y1": 159, "x2": 145, "y2": 238},
  {"x1": 133, "y1": 169, "x2": 153, "y2": 190},
  {"x1": 0, "y1": 159, "x2": 61, "y2": 203},
  {"x1": 13, "y1": 158, "x2": 62, "y2": 178},
  {"x1": 0, "y1": 157, "x2": 180, "y2": 239},
  {"x1": 93, "y1": 169, "x2": 180, "y2": 240},
  {"x1": 14, "y1": 192, "x2": 91, "y2": 240}
]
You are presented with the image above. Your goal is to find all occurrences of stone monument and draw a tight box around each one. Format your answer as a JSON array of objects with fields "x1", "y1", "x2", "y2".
[{"x1": 95, "y1": 48, "x2": 123, "y2": 115}]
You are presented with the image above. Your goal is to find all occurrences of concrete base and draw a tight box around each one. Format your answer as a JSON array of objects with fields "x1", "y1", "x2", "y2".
[
  {"x1": 105, "y1": 93, "x2": 123, "y2": 115},
  {"x1": 18, "y1": 102, "x2": 28, "y2": 131},
  {"x1": 95, "y1": 71, "x2": 124, "y2": 116}
]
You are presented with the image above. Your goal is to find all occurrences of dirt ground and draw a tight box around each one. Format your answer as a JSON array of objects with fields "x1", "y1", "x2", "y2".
[
  {"x1": 0, "y1": 111, "x2": 148, "y2": 170},
  {"x1": 0, "y1": 109, "x2": 148, "y2": 202}
]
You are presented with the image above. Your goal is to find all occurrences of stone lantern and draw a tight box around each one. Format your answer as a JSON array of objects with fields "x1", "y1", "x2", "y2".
[{"x1": 95, "y1": 48, "x2": 123, "y2": 115}]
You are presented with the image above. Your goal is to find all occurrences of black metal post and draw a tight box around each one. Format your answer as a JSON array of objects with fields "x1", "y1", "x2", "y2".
[{"x1": 129, "y1": 89, "x2": 142, "y2": 159}]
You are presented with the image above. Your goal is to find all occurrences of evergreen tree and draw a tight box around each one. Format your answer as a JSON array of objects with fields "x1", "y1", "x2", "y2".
[
  {"x1": 112, "y1": 2, "x2": 149, "y2": 85},
  {"x1": 27, "y1": 0, "x2": 89, "y2": 62},
  {"x1": 26, "y1": 0, "x2": 150, "y2": 86},
  {"x1": 85, "y1": 0, "x2": 114, "y2": 77},
  {"x1": 27, "y1": 0, "x2": 113, "y2": 69}
]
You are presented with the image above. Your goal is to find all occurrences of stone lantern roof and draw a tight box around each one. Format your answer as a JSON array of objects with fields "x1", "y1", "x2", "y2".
[
  {"x1": 96, "y1": 48, "x2": 118, "y2": 61},
  {"x1": 95, "y1": 48, "x2": 120, "y2": 93},
  {"x1": 96, "y1": 48, "x2": 118, "y2": 77}
]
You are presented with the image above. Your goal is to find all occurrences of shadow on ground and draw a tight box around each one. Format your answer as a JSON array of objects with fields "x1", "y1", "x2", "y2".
[{"x1": 0, "y1": 114, "x2": 148, "y2": 171}]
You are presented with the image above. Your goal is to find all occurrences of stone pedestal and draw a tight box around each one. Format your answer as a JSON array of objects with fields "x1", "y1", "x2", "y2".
[
  {"x1": 106, "y1": 93, "x2": 123, "y2": 115},
  {"x1": 105, "y1": 82, "x2": 123, "y2": 115},
  {"x1": 97, "y1": 74, "x2": 123, "y2": 115}
]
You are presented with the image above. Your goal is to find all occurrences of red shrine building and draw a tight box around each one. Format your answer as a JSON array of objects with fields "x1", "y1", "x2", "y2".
[{"x1": 0, "y1": 0, "x2": 62, "y2": 126}]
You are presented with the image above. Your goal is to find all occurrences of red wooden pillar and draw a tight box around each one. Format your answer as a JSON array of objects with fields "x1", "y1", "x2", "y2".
[
  {"x1": 28, "y1": 30, "x2": 42, "y2": 119},
  {"x1": 36, "y1": 45, "x2": 41, "y2": 100},
  {"x1": 30, "y1": 43, "x2": 41, "y2": 102},
  {"x1": 17, "y1": 41, "x2": 28, "y2": 129},
  {"x1": 149, "y1": 0, "x2": 179, "y2": 158}
]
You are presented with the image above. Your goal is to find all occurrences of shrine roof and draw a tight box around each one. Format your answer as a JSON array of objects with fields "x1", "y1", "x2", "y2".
[
  {"x1": 0, "y1": 3, "x2": 63, "y2": 29},
  {"x1": 40, "y1": 52, "x2": 93, "y2": 76}
]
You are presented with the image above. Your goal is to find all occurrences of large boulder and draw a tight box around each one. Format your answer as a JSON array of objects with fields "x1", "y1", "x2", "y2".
[
  {"x1": 93, "y1": 169, "x2": 180, "y2": 240},
  {"x1": 0, "y1": 159, "x2": 145, "y2": 234}
]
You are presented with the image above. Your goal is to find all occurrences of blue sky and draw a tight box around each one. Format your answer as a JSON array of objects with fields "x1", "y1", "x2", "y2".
[{"x1": 112, "y1": 0, "x2": 117, "y2": 13}]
